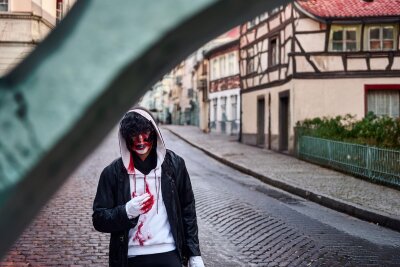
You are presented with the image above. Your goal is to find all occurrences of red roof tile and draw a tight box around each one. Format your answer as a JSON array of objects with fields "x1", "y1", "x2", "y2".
[{"x1": 296, "y1": 0, "x2": 400, "y2": 19}]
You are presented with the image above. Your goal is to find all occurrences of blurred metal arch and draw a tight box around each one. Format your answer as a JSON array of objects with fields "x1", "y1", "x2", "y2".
[{"x1": 0, "y1": 0, "x2": 290, "y2": 258}]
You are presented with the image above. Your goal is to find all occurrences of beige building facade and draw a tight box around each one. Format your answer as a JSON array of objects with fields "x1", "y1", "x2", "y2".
[
  {"x1": 0, "y1": 0, "x2": 75, "y2": 76},
  {"x1": 240, "y1": 0, "x2": 400, "y2": 153}
]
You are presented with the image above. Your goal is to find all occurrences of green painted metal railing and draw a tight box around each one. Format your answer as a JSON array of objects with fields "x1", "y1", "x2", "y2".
[{"x1": 298, "y1": 135, "x2": 400, "y2": 187}]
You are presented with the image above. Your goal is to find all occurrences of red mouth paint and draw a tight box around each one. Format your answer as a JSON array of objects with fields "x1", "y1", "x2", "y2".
[{"x1": 132, "y1": 132, "x2": 153, "y2": 153}]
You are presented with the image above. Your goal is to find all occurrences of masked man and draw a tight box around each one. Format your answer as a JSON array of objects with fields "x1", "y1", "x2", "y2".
[{"x1": 93, "y1": 108, "x2": 205, "y2": 267}]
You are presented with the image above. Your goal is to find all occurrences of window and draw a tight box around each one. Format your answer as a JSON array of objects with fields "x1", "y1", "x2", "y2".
[
  {"x1": 367, "y1": 90, "x2": 399, "y2": 117},
  {"x1": 228, "y1": 53, "x2": 235, "y2": 75},
  {"x1": 0, "y1": 0, "x2": 8, "y2": 11},
  {"x1": 247, "y1": 49, "x2": 255, "y2": 74},
  {"x1": 219, "y1": 56, "x2": 226, "y2": 78},
  {"x1": 247, "y1": 17, "x2": 259, "y2": 29},
  {"x1": 211, "y1": 59, "x2": 218, "y2": 80},
  {"x1": 366, "y1": 25, "x2": 397, "y2": 51},
  {"x1": 329, "y1": 26, "x2": 360, "y2": 52},
  {"x1": 231, "y1": 95, "x2": 238, "y2": 121},
  {"x1": 220, "y1": 97, "x2": 227, "y2": 121},
  {"x1": 269, "y1": 37, "x2": 279, "y2": 67},
  {"x1": 56, "y1": 0, "x2": 64, "y2": 24},
  {"x1": 212, "y1": 98, "x2": 218, "y2": 123}
]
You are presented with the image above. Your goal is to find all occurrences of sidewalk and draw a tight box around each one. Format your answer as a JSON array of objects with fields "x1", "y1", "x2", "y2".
[{"x1": 163, "y1": 125, "x2": 400, "y2": 232}]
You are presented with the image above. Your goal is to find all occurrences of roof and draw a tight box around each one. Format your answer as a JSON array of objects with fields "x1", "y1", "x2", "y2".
[
  {"x1": 203, "y1": 26, "x2": 240, "y2": 58},
  {"x1": 295, "y1": 0, "x2": 400, "y2": 19}
]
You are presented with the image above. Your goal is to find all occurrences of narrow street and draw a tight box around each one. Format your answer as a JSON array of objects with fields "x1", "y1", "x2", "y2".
[{"x1": 1, "y1": 128, "x2": 400, "y2": 266}]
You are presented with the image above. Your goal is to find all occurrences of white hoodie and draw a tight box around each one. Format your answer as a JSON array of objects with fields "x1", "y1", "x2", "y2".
[{"x1": 118, "y1": 109, "x2": 175, "y2": 256}]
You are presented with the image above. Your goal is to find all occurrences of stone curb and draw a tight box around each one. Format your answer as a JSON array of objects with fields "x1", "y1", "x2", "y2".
[{"x1": 165, "y1": 128, "x2": 400, "y2": 233}]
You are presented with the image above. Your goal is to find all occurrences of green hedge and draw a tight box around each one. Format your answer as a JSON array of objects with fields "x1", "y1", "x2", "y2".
[{"x1": 296, "y1": 112, "x2": 400, "y2": 150}]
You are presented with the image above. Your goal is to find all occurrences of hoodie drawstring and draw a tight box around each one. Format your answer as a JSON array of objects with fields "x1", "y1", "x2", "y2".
[
  {"x1": 154, "y1": 169, "x2": 160, "y2": 214},
  {"x1": 131, "y1": 170, "x2": 160, "y2": 214}
]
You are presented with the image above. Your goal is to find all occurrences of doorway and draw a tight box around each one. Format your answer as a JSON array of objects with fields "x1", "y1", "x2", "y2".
[
  {"x1": 279, "y1": 91, "x2": 290, "y2": 152},
  {"x1": 257, "y1": 97, "x2": 265, "y2": 146}
]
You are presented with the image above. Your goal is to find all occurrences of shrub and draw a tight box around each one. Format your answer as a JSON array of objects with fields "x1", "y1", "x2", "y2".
[{"x1": 296, "y1": 113, "x2": 400, "y2": 150}]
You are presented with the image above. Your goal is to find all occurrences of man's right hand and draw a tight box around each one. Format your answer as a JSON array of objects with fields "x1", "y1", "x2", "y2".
[{"x1": 125, "y1": 193, "x2": 150, "y2": 219}]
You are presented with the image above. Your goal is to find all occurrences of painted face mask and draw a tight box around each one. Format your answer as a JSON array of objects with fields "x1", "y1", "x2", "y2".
[{"x1": 132, "y1": 131, "x2": 154, "y2": 155}]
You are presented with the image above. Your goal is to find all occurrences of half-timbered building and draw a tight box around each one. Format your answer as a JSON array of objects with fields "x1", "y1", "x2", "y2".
[{"x1": 239, "y1": 0, "x2": 400, "y2": 153}]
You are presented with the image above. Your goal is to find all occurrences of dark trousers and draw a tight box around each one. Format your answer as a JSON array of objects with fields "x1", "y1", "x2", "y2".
[{"x1": 128, "y1": 250, "x2": 181, "y2": 267}]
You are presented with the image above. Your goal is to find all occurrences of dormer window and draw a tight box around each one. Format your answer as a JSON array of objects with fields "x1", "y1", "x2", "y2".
[
  {"x1": 365, "y1": 25, "x2": 397, "y2": 51},
  {"x1": 329, "y1": 25, "x2": 361, "y2": 52}
]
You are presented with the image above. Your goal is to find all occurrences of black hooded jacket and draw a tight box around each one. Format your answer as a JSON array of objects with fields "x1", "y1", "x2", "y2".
[{"x1": 92, "y1": 109, "x2": 201, "y2": 266}]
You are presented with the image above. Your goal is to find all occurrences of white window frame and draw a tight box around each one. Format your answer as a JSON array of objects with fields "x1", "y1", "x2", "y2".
[
  {"x1": 329, "y1": 25, "x2": 361, "y2": 52},
  {"x1": 228, "y1": 52, "x2": 236, "y2": 75},
  {"x1": 219, "y1": 56, "x2": 226, "y2": 78},
  {"x1": 231, "y1": 95, "x2": 238, "y2": 121},
  {"x1": 211, "y1": 58, "x2": 218, "y2": 80},
  {"x1": 365, "y1": 24, "x2": 397, "y2": 51},
  {"x1": 56, "y1": 0, "x2": 64, "y2": 24},
  {"x1": 269, "y1": 37, "x2": 279, "y2": 67}
]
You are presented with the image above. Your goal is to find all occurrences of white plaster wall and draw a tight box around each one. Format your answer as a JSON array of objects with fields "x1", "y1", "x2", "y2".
[
  {"x1": 347, "y1": 58, "x2": 368, "y2": 71},
  {"x1": 310, "y1": 55, "x2": 344, "y2": 72},
  {"x1": 287, "y1": 57, "x2": 293, "y2": 75},
  {"x1": 392, "y1": 57, "x2": 400, "y2": 70},
  {"x1": 242, "y1": 82, "x2": 294, "y2": 137},
  {"x1": 295, "y1": 18, "x2": 319, "y2": 32},
  {"x1": 11, "y1": 0, "x2": 31, "y2": 12},
  {"x1": 245, "y1": 31, "x2": 256, "y2": 44},
  {"x1": 295, "y1": 56, "x2": 315, "y2": 72},
  {"x1": 284, "y1": 41, "x2": 291, "y2": 63},
  {"x1": 260, "y1": 51, "x2": 268, "y2": 71},
  {"x1": 285, "y1": 24, "x2": 292, "y2": 38},
  {"x1": 261, "y1": 74, "x2": 268, "y2": 84},
  {"x1": 269, "y1": 15, "x2": 281, "y2": 30},
  {"x1": 41, "y1": 0, "x2": 56, "y2": 25},
  {"x1": 269, "y1": 70, "x2": 279, "y2": 81},
  {"x1": 296, "y1": 33, "x2": 325, "y2": 52},
  {"x1": 257, "y1": 23, "x2": 268, "y2": 39},
  {"x1": 370, "y1": 58, "x2": 388, "y2": 71},
  {"x1": 284, "y1": 3, "x2": 292, "y2": 19},
  {"x1": 247, "y1": 77, "x2": 254, "y2": 88},
  {"x1": 242, "y1": 91, "x2": 260, "y2": 133},
  {"x1": 292, "y1": 77, "x2": 400, "y2": 124}
]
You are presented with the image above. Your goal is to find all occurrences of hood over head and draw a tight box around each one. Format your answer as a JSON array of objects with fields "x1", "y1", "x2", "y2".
[{"x1": 118, "y1": 108, "x2": 166, "y2": 174}]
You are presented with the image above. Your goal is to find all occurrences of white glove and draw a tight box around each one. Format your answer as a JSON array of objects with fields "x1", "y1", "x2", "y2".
[
  {"x1": 125, "y1": 193, "x2": 150, "y2": 219},
  {"x1": 189, "y1": 256, "x2": 205, "y2": 267}
]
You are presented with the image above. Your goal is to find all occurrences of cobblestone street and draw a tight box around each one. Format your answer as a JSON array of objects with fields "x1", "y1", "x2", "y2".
[{"x1": 1, "y1": 128, "x2": 400, "y2": 266}]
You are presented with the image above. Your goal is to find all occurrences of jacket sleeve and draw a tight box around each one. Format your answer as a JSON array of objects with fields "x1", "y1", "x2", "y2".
[
  {"x1": 92, "y1": 164, "x2": 137, "y2": 233},
  {"x1": 177, "y1": 157, "x2": 201, "y2": 257}
]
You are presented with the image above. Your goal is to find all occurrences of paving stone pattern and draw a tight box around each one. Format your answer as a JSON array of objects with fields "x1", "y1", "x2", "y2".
[
  {"x1": 194, "y1": 185, "x2": 351, "y2": 267},
  {"x1": 2, "y1": 128, "x2": 400, "y2": 266}
]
